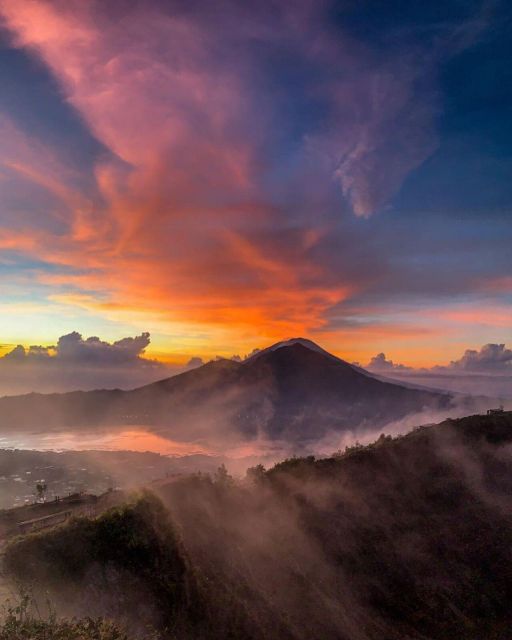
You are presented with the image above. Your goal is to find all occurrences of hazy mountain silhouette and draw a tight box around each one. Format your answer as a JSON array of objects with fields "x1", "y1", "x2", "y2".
[{"x1": 0, "y1": 339, "x2": 453, "y2": 443}]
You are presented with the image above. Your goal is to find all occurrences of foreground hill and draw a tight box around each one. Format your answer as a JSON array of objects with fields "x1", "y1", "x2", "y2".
[
  {"x1": 0, "y1": 339, "x2": 453, "y2": 444},
  {"x1": 5, "y1": 411, "x2": 512, "y2": 639}
]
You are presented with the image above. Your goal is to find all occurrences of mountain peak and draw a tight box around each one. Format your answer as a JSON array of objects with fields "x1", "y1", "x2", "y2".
[
  {"x1": 244, "y1": 337, "x2": 341, "y2": 363},
  {"x1": 264, "y1": 337, "x2": 325, "y2": 353}
]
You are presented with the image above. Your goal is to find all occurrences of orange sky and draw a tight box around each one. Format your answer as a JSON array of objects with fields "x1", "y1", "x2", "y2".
[{"x1": 0, "y1": 1, "x2": 510, "y2": 372}]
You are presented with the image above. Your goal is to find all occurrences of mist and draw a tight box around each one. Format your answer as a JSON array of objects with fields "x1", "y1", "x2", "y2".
[
  {"x1": 378, "y1": 370, "x2": 512, "y2": 399},
  {"x1": 4, "y1": 411, "x2": 512, "y2": 639}
]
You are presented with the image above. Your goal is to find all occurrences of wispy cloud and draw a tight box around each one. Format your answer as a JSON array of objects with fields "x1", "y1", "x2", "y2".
[{"x1": 0, "y1": 0, "x2": 505, "y2": 354}]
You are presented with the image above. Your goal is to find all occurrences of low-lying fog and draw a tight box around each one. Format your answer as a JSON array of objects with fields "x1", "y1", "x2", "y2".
[{"x1": 2, "y1": 395, "x2": 508, "y2": 462}]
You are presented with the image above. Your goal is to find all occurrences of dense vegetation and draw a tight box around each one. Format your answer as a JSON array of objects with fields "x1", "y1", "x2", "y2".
[
  {"x1": 3, "y1": 494, "x2": 199, "y2": 638},
  {"x1": 0, "y1": 598, "x2": 126, "y2": 640},
  {"x1": 4, "y1": 412, "x2": 512, "y2": 639}
]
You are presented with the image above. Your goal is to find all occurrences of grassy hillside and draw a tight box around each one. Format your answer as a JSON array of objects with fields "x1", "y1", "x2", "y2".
[
  {"x1": 3, "y1": 493, "x2": 202, "y2": 638},
  {"x1": 4, "y1": 412, "x2": 512, "y2": 639},
  {"x1": 0, "y1": 600, "x2": 126, "y2": 640}
]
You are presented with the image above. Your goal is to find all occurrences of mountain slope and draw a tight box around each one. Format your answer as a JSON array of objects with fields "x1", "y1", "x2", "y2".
[
  {"x1": 0, "y1": 340, "x2": 453, "y2": 443},
  {"x1": 5, "y1": 412, "x2": 512, "y2": 640}
]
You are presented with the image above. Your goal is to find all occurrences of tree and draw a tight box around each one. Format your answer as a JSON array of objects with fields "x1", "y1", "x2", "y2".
[
  {"x1": 214, "y1": 464, "x2": 233, "y2": 486},
  {"x1": 35, "y1": 482, "x2": 47, "y2": 503},
  {"x1": 246, "y1": 464, "x2": 266, "y2": 484}
]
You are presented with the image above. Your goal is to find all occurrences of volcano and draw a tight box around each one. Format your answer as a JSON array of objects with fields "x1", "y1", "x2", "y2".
[{"x1": 0, "y1": 339, "x2": 454, "y2": 443}]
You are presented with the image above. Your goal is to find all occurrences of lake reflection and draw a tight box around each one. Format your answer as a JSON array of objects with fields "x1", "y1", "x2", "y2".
[{"x1": 0, "y1": 427, "x2": 209, "y2": 456}]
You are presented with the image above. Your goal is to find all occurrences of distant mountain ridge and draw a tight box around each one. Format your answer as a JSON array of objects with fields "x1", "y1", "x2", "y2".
[{"x1": 0, "y1": 339, "x2": 455, "y2": 443}]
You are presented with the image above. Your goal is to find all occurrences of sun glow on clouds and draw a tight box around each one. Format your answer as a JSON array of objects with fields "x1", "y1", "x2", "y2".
[
  {"x1": 0, "y1": 0, "x2": 352, "y2": 350},
  {"x1": 0, "y1": 1, "x2": 348, "y2": 341},
  {"x1": 0, "y1": 0, "x2": 509, "y2": 362}
]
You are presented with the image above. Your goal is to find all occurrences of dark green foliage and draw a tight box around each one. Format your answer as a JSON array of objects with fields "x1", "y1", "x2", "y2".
[{"x1": 4, "y1": 492, "x2": 197, "y2": 635}]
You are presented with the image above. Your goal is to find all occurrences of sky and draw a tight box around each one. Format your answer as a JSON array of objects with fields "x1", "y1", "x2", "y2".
[{"x1": 0, "y1": 0, "x2": 511, "y2": 390}]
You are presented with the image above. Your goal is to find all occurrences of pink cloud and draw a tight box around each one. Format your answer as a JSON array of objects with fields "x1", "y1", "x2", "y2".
[
  {"x1": 0, "y1": 1, "x2": 351, "y2": 336},
  {"x1": 0, "y1": 0, "x2": 492, "y2": 345}
]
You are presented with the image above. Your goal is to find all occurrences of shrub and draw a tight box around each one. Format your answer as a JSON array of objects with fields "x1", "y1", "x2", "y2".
[{"x1": 0, "y1": 593, "x2": 127, "y2": 640}]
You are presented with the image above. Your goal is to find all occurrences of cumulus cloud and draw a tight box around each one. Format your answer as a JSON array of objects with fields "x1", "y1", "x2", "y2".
[
  {"x1": 366, "y1": 352, "x2": 411, "y2": 372},
  {"x1": 0, "y1": 331, "x2": 179, "y2": 396},
  {"x1": 3, "y1": 331, "x2": 157, "y2": 367},
  {"x1": 186, "y1": 356, "x2": 204, "y2": 368},
  {"x1": 3, "y1": 344, "x2": 52, "y2": 361},
  {"x1": 365, "y1": 343, "x2": 512, "y2": 399},
  {"x1": 55, "y1": 331, "x2": 154, "y2": 365},
  {"x1": 445, "y1": 343, "x2": 512, "y2": 373},
  {"x1": 3, "y1": 345, "x2": 31, "y2": 360},
  {"x1": 367, "y1": 343, "x2": 512, "y2": 377}
]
